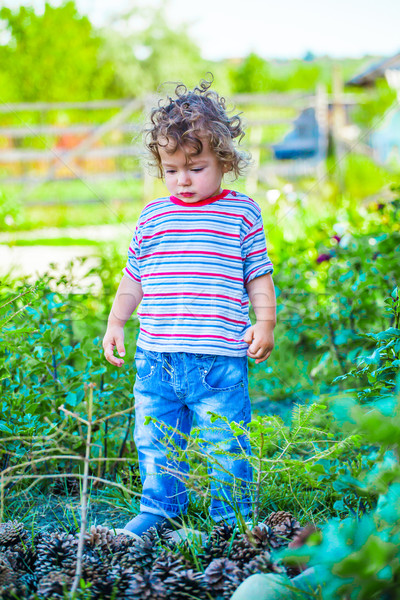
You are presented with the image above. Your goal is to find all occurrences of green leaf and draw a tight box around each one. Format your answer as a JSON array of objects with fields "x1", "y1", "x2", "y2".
[{"x1": 0, "y1": 421, "x2": 12, "y2": 433}]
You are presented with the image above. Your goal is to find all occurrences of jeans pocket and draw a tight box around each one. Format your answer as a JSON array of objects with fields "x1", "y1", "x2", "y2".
[
  {"x1": 197, "y1": 355, "x2": 245, "y2": 392},
  {"x1": 135, "y1": 348, "x2": 158, "y2": 382}
]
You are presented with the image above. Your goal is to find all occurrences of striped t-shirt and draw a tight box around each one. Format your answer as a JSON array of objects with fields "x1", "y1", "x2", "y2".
[{"x1": 123, "y1": 189, "x2": 274, "y2": 356}]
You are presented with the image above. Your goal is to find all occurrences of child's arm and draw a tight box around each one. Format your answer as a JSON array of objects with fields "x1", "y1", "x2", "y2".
[
  {"x1": 103, "y1": 275, "x2": 143, "y2": 367},
  {"x1": 244, "y1": 272, "x2": 276, "y2": 364}
]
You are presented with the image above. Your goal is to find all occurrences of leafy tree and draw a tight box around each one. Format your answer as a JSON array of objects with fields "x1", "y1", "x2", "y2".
[
  {"x1": 0, "y1": 2, "x2": 115, "y2": 102},
  {"x1": 350, "y1": 78, "x2": 397, "y2": 129},
  {"x1": 0, "y1": 1, "x2": 208, "y2": 102},
  {"x1": 101, "y1": 3, "x2": 207, "y2": 96},
  {"x1": 229, "y1": 52, "x2": 272, "y2": 94},
  {"x1": 286, "y1": 60, "x2": 325, "y2": 91},
  {"x1": 229, "y1": 53, "x2": 329, "y2": 94}
]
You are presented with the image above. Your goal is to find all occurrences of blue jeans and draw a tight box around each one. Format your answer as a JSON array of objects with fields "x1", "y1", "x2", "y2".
[{"x1": 133, "y1": 347, "x2": 253, "y2": 523}]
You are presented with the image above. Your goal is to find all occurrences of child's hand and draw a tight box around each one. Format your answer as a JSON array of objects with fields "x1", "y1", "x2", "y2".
[
  {"x1": 103, "y1": 326, "x2": 126, "y2": 367},
  {"x1": 243, "y1": 323, "x2": 274, "y2": 364}
]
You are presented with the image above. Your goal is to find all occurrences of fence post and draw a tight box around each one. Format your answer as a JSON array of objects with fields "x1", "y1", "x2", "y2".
[
  {"x1": 315, "y1": 83, "x2": 329, "y2": 181},
  {"x1": 331, "y1": 64, "x2": 346, "y2": 191},
  {"x1": 245, "y1": 124, "x2": 262, "y2": 197},
  {"x1": 142, "y1": 95, "x2": 156, "y2": 204}
]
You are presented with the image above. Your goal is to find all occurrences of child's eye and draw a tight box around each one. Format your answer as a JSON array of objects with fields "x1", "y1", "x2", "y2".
[
  {"x1": 165, "y1": 169, "x2": 176, "y2": 174},
  {"x1": 191, "y1": 168, "x2": 203, "y2": 172}
]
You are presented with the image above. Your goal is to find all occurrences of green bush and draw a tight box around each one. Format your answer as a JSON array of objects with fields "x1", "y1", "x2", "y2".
[{"x1": 280, "y1": 289, "x2": 400, "y2": 599}]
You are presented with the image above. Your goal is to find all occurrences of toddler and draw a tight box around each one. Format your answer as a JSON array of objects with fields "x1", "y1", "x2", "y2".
[{"x1": 103, "y1": 78, "x2": 276, "y2": 537}]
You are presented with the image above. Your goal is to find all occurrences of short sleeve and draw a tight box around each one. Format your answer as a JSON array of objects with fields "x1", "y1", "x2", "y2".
[
  {"x1": 123, "y1": 225, "x2": 141, "y2": 283},
  {"x1": 242, "y1": 214, "x2": 274, "y2": 285}
]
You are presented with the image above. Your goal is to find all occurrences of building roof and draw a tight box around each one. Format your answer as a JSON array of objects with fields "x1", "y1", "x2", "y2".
[{"x1": 346, "y1": 52, "x2": 400, "y2": 87}]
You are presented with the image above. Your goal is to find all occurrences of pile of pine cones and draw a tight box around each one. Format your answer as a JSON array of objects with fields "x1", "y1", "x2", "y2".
[{"x1": 0, "y1": 511, "x2": 303, "y2": 599}]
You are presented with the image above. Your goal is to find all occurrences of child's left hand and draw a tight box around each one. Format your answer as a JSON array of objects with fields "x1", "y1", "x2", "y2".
[{"x1": 243, "y1": 323, "x2": 275, "y2": 364}]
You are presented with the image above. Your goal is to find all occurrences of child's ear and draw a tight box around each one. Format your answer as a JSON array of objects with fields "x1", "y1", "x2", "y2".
[{"x1": 221, "y1": 163, "x2": 230, "y2": 174}]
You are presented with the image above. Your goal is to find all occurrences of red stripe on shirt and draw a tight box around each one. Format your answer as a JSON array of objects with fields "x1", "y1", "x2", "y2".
[
  {"x1": 137, "y1": 312, "x2": 247, "y2": 325},
  {"x1": 138, "y1": 250, "x2": 242, "y2": 261},
  {"x1": 246, "y1": 248, "x2": 267, "y2": 258},
  {"x1": 140, "y1": 327, "x2": 241, "y2": 343},
  {"x1": 124, "y1": 267, "x2": 141, "y2": 282},
  {"x1": 143, "y1": 292, "x2": 242, "y2": 304},
  {"x1": 142, "y1": 229, "x2": 240, "y2": 240},
  {"x1": 140, "y1": 271, "x2": 243, "y2": 282},
  {"x1": 243, "y1": 226, "x2": 263, "y2": 242}
]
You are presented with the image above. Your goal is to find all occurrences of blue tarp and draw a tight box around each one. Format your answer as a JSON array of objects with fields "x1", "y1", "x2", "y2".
[{"x1": 272, "y1": 107, "x2": 321, "y2": 160}]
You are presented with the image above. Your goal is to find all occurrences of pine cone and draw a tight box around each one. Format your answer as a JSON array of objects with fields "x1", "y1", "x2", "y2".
[
  {"x1": 156, "y1": 522, "x2": 176, "y2": 543},
  {"x1": 103, "y1": 534, "x2": 135, "y2": 570},
  {"x1": 264, "y1": 511, "x2": 302, "y2": 546},
  {"x1": 124, "y1": 571, "x2": 166, "y2": 600},
  {"x1": 204, "y1": 557, "x2": 243, "y2": 591},
  {"x1": 142, "y1": 523, "x2": 175, "y2": 547},
  {"x1": 227, "y1": 533, "x2": 258, "y2": 567},
  {"x1": 18, "y1": 571, "x2": 38, "y2": 594},
  {"x1": 0, "y1": 554, "x2": 17, "y2": 587},
  {"x1": 115, "y1": 539, "x2": 157, "y2": 574},
  {"x1": 90, "y1": 575, "x2": 117, "y2": 600},
  {"x1": 0, "y1": 581, "x2": 27, "y2": 600},
  {"x1": 0, "y1": 521, "x2": 27, "y2": 546},
  {"x1": 36, "y1": 570, "x2": 72, "y2": 598},
  {"x1": 243, "y1": 550, "x2": 285, "y2": 578},
  {"x1": 210, "y1": 523, "x2": 235, "y2": 543},
  {"x1": 80, "y1": 549, "x2": 107, "y2": 582},
  {"x1": 165, "y1": 569, "x2": 207, "y2": 600},
  {"x1": 90, "y1": 574, "x2": 118, "y2": 600},
  {"x1": 194, "y1": 522, "x2": 235, "y2": 568},
  {"x1": 152, "y1": 549, "x2": 187, "y2": 581},
  {"x1": 111, "y1": 566, "x2": 133, "y2": 596},
  {"x1": 3, "y1": 538, "x2": 36, "y2": 573},
  {"x1": 222, "y1": 576, "x2": 243, "y2": 600},
  {"x1": 246, "y1": 524, "x2": 272, "y2": 549},
  {"x1": 199, "y1": 537, "x2": 229, "y2": 565},
  {"x1": 108, "y1": 532, "x2": 135, "y2": 555},
  {"x1": 84, "y1": 524, "x2": 114, "y2": 550},
  {"x1": 35, "y1": 531, "x2": 77, "y2": 579}
]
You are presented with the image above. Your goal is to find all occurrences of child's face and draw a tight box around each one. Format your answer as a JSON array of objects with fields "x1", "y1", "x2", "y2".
[{"x1": 158, "y1": 141, "x2": 226, "y2": 203}]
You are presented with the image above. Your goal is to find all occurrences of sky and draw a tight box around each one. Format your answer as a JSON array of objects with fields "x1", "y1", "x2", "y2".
[{"x1": 5, "y1": 0, "x2": 400, "y2": 60}]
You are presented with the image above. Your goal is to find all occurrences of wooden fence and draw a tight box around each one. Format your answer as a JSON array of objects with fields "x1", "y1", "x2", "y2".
[{"x1": 0, "y1": 87, "x2": 366, "y2": 205}]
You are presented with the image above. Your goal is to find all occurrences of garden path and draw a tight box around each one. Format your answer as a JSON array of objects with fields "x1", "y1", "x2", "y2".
[{"x1": 0, "y1": 224, "x2": 134, "y2": 290}]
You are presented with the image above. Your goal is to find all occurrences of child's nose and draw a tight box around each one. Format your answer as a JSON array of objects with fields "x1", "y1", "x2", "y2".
[{"x1": 177, "y1": 170, "x2": 191, "y2": 185}]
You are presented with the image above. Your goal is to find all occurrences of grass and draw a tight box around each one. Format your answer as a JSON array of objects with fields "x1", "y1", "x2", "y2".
[
  {"x1": 0, "y1": 178, "x2": 146, "y2": 231},
  {"x1": 3, "y1": 237, "x2": 101, "y2": 246}
]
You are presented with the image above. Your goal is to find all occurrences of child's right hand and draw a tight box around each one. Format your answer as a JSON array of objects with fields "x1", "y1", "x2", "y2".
[{"x1": 103, "y1": 326, "x2": 126, "y2": 367}]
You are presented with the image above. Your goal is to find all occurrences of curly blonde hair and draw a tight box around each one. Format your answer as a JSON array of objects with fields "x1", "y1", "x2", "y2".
[{"x1": 144, "y1": 76, "x2": 250, "y2": 178}]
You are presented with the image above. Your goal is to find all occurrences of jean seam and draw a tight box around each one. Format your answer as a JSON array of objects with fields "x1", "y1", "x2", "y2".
[
  {"x1": 200, "y1": 379, "x2": 245, "y2": 393},
  {"x1": 135, "y1": 351, "x2": 158, "y2": 382},
  {"x1": 136, "y1": 367, "x2": 156, "y2": 382},
  {"x1": 140, "y1": 498, "x2": 189, "y2": 514}
]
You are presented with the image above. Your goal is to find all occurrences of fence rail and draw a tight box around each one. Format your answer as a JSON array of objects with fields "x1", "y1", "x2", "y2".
[
  {"x1": 0, "y1": 98, "x2": 135, "y2": 113},
  {"x1": 0, "y1": 88, "x2": 365, "y2": 201},
  {"x1": 0, "y1": 145, "x2": 143, "y2": 162},
  {"x1": 1, "y1": 171, "x2": 142, "y2": 186},
  {"x1": 0, "y1": 123, "x2": 142, "y2": 138}
]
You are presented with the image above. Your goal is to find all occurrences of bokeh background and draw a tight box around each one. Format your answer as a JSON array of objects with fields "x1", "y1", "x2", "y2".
[{"x1": 1, "y1": 0, "x2": 399, "y2": 273}]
